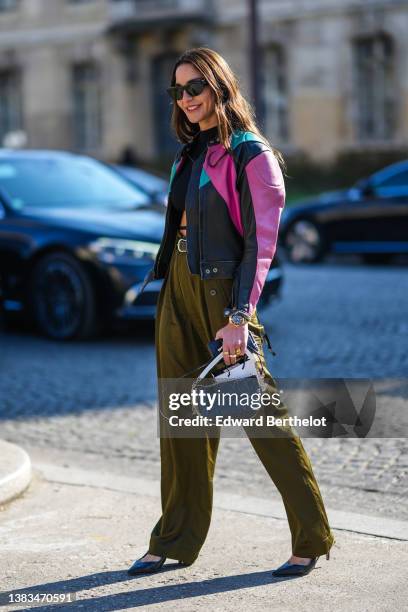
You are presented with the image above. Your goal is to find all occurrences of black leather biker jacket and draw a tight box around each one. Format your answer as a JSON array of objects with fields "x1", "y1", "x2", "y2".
[{"x1": 144, "y1": 129, "x2": 286, "y2": 318}]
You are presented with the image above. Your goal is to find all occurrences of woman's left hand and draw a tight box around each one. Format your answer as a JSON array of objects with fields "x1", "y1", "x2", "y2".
[{"x1": 215, "y1": 323, "x2": 248, "y2": 366}]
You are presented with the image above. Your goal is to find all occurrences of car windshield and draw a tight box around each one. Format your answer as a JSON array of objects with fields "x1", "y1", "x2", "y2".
[{"x1": 0, "y1": 156, "x2": 150, "y2": 210}]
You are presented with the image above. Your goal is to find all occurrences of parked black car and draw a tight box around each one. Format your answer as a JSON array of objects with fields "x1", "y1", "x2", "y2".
[
  {"x1": 279, "y1": 160, "x2": 408, "y2": 263},
  {"x1": 0, "y1": 149, "x2": 283, "y2": 340}
]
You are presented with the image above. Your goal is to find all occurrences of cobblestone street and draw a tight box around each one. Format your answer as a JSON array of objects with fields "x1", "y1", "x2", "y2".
[{"x1": 1, "y1": 258, "x2": 407, "y2": 520}]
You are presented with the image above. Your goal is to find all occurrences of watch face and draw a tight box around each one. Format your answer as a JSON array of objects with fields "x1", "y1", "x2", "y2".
[{"x1": 231, "y1": 313, "x2": 245, "y2": 325}]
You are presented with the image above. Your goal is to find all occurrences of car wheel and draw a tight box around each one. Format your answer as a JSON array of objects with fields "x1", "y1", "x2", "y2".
[
  {"x1": 284, "y1": 219, "x2": 326, "y2": 263},
  {"x1": 30, "y1": 251, "x2": 99, "y2": 340}
]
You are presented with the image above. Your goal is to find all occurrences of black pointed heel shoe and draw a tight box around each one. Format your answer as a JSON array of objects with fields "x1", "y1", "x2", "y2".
[
  {"x1": 127, "y1": 550, "x2": 166, "y2": 575},
  {"x1": 272, "y1": 551, "x2": 330, "y2": 577}
]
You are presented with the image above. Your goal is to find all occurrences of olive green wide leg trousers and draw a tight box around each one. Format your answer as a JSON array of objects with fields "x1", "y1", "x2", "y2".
[{"x1": 148, "y1": 232, "x2": 336, "y2": 565}]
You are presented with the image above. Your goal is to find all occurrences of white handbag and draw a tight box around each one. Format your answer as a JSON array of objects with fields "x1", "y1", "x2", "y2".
[{"x1": 190, "y1": 346, "x2": 263, "y2": 419}]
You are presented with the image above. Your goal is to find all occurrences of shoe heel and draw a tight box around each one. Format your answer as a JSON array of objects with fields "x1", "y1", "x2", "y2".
[{"x1": 326, "y1": 551, "x2": 330, "y2": 560}]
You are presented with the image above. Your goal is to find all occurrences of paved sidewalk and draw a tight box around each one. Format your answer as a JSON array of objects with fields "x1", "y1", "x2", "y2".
[
  {"x1": 0, "y1": 457, "x2": 406, "y2": 611},
  {"x1": 0, "y1": 440, "x2": 31, "y2": 507}
]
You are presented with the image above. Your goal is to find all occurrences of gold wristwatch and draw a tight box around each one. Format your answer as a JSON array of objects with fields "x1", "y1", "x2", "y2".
[{"x1": 228, "y1": 311, "x2": 250, "y2": 327}]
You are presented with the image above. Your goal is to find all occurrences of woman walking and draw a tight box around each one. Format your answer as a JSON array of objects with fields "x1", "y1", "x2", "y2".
[{"x1": 127, "y1": 47, "x2": 335, "y2": 577}]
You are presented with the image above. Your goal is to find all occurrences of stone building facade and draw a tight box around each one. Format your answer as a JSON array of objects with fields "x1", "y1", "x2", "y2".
[{"x1": 0, "y1": 0, "x2": 407, "y2": 166}]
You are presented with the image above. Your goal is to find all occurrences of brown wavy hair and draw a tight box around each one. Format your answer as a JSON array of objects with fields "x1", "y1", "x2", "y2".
[{"x1": 169, "y1": 47, "x2": 286, "y2": 171}]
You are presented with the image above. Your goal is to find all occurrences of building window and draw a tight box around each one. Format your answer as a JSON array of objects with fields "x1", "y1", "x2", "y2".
[
  {"x1": 0, "y1": 0, "x2": 17, "y2": 11},
  {"x1": 0, "y1": 70, "x2": 23, "y2": 146},
  {"x1": 352, "y1": 33, "x2": 395, "y2": 141},
  {"x1": 71, "y1": 62, "x2": 103, "y2": 152},
  {"x1": 261, "y1": 45, "x2": 289, "y2": 143}
]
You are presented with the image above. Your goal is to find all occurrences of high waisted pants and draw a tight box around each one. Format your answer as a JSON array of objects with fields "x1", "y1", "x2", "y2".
[{"x1": 148, "y1": 231, "x2": 336, "y2": 565}]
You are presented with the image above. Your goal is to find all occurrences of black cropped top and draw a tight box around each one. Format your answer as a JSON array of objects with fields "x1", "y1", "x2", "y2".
[{"x1": 170, "y1": 125, "x2": 219, "y2": 223}]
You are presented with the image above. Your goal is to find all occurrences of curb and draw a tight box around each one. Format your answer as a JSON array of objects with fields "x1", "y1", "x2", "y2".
[
  {"x1": 0, "y1": 440, "x2": 32, "y2": 506},
  {"x1": 35, "y1": 461, "x2": 408, "y2": 541}
]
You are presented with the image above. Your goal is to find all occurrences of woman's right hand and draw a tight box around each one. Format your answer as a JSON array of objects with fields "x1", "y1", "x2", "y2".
[{"x1": 215, "y1": 322, "x2": 248, "y2": 366}]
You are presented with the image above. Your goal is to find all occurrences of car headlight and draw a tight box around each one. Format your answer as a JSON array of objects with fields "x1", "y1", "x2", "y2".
[{"x1": 88, "y1": 237, "x2": 160, "y2": 264}]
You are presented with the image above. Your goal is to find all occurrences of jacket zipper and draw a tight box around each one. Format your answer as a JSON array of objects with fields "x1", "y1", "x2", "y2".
[
  {"x1": 198, "y1": 172, "x2": 204, "y2": 277},
  {"x1": 198, "y1": 145, "x2": 211, "y2": 278}
]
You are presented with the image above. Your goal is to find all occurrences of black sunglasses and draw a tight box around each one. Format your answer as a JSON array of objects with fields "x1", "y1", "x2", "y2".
[{"x1": 166, "y1": 78, "x2": 208, "y2": 102}]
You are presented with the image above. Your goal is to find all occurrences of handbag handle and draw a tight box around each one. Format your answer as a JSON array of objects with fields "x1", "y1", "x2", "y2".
[
  {"x1": 193, "y1": 351, "x2": 225, "y2": 382},
  {"x1": 194, "y1": 348, "x2": 256, "y2": 384},
  {"x1": 179, "y1": 328, "x2": 268, "y2": 380}
]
